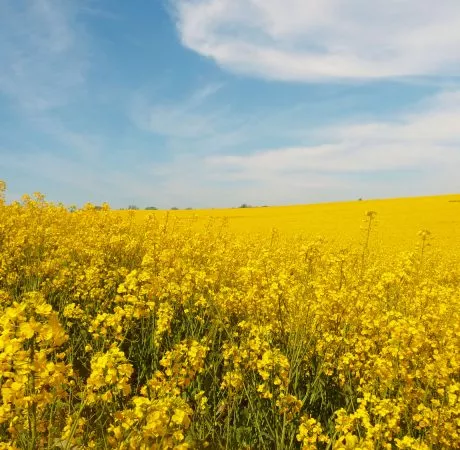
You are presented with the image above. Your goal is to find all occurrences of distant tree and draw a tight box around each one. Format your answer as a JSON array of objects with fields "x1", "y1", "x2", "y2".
[
  {"x1": 239, "y1": 203, "x2": 251, "y2": 208},
  {"x1": 145, "y1": 206, "x2": 158, "y2": 210},
  {"x1": 128, "y1": 205, "x2": 139, "y2": 210},
  {"x1": 185, "y1": 207, "x2": 193, "y2": 210},
  {"x1": 171, "y1": 207, "x2": 179, "y2": 210}
]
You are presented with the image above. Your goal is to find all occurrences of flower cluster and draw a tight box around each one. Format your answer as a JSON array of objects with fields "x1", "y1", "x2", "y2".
[{"x1": 0, "y1": 182, "x2": 459, "y2": 448}]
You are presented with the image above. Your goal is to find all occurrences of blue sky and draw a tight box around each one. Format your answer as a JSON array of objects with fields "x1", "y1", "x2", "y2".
[{"x1": 1, "y1": 0, "x2": 459, "y2": 208}]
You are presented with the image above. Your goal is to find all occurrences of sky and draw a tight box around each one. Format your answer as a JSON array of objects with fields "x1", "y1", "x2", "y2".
[{"x1": 1, "y1": 0, "x2": 459, "y2": 209}]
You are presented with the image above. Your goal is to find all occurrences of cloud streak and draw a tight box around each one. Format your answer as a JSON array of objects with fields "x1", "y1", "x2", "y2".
[
  {"x1": 172, "y1": 0, "x2": 460, "y2": 81},
  {"x1": 131, "y1": 83, "x2": 229, "y2": 139},
  {"x1": 205, "y1": 90, "x2": 460, "y2": 187},
  {"x1": 127, "y1": 88, "x2": 460, "y2": 207},
  {"x1": 4, "y1": 88, "x2": 459, "y2": 208}
]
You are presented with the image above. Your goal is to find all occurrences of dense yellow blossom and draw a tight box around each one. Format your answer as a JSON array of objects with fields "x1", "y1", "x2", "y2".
[
  {"x1": 0, "y1": 183, "x2": 459, "y2": 448},
  {"x1": 85, "y1": 345, "x2": 134, "y2": 404}
]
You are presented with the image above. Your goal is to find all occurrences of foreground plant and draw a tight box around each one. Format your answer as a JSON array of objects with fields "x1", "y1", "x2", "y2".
[{"x1": 0, "y1": 183, "x2": 459, "y2": 449}]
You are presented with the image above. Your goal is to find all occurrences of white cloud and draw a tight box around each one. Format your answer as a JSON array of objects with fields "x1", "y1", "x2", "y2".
[
  {"x1": 205, "y1": 90, "x2": 460, "y2": 189},
  {"x1": 120, "y1": 89, "x2": 460, "y2": 207},
  {"x1": 128, "y1": 82, "x2": 460, "y2": 206},
  {"x1": 4, "y1": 90, "x2": 458, "y2": 208},
  {"x1": 173, "y1": 0, "x2": 460, "y2": 80}
]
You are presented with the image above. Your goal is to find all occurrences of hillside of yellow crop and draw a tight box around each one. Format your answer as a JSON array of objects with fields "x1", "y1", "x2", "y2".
[{"x1": 1, "y1": 184, "x2": 459, "y2": 449}]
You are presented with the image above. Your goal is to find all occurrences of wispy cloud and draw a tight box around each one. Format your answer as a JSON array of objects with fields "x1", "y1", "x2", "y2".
[
  {"x1": 129, "y1": 89, "x2": 460, "y2": 207},
  {"x1": 130, "y1": 82, "x2": 321, "y2": 158},
  {"x1": 0, "y1": 0, "x2": 89, "y2": 112},
  {"x1": 172, "y1": 0, "x2": 460, "y2": 81},
  {"x1": 131, "y1": 83, "x2": 229, "y2": 139},
  {"x1": 205, "y1": 90, "x2": 460, "y2": 195},
  {"x1": 5, "y1": 88, "x2": 459, "y2": 208},
  {"x1": 0, "y1": 0, "x2": 116, "y2": 201}
]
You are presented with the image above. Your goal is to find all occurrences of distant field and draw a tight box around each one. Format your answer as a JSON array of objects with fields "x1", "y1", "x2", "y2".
[{"x1": 124, "y1": 194, "x2": 460, "y2": 253}]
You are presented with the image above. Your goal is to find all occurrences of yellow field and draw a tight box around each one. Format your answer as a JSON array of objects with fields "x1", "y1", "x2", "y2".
[
  {"x1": 126, "y1": 194, "x2": 460, "y2": 253},
  {"x1": 1, "y1": 184, "x2": 459, "y2": 449}
]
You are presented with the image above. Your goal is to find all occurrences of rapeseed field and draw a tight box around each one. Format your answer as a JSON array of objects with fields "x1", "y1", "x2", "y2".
[
  {"x1": 127, "y1": 194, "x2": 460, "y2": 254},
  {"x1": 1, "y1": 181, "x2": 459, "y2": 449}
]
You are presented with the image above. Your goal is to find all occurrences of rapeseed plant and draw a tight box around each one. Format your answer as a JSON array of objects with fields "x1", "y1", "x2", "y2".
[{"x1": 0, "y1": 181, "x2": 459, "y2": 448}]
